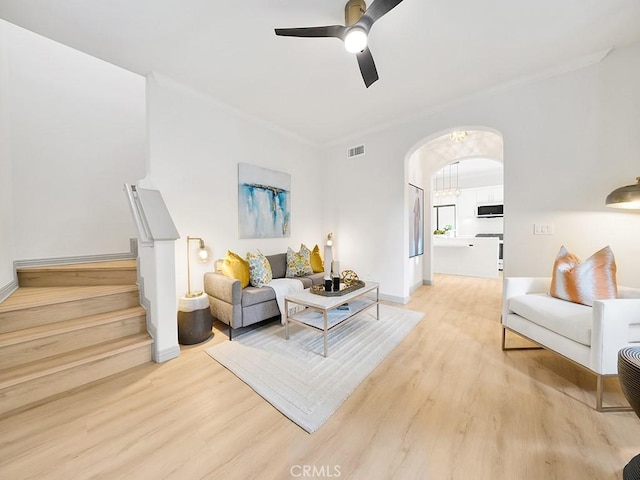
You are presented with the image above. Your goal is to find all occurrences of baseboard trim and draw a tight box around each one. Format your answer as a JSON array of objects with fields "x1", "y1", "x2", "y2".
[
  {"x1": 380, "y1": 293, "x2": 409, "y2": 305},
  {"x1": 0, "y1": 279, "x2": 19, "y2": 303},
  {"x1": 14, "y1": 239, "x2": 138, "y2": 269},
  {"x1": 154, "y1": 345, "x2": 180, "y2": 363}
]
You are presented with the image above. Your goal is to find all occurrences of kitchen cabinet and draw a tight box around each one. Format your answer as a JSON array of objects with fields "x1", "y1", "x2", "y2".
[
  {"x1": 433, "y1": 236, "x2": 500, "y2": 278},
  {"x1": 456, "y1": 190, "x2": 476, "y2": 217},
  {"x1": 476, "y1": 185, "x2": 503, "y2": 204}
]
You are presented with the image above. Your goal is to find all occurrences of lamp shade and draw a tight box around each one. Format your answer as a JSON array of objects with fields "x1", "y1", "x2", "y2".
[
  {"x1": 605, "y1": 177, "x2": 640, "y2": 209},
  {"x1": 197, "y1": 243, "x2": 210, "y2": 262},
  {"x1": 186, "y1": 236, "x2": 210, "y2": 298}
]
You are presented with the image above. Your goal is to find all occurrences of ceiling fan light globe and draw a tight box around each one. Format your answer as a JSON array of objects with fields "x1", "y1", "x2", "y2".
[{"x1": 344, "y1": 28, "x2": 367, "y2": 53}]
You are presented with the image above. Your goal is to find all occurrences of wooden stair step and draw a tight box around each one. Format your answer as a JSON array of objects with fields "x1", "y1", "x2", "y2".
[
  {"x1": 0, "y1": 306, "x2": 146, "y2": 346},
  {"x1": 0, "y1": 307, "x2": 147, "y2": 369},
  {"x1": 0, "y1": 285, "x2": 141, "y2": 333},
  {"x1": 0, "y1": 284, "x2": 140, "y2": 312},
  {"x1": 0, "y1": 333, "x2": 153, "y2": 416},
  {"x1": 0, "y1": 333, "x2": 152, "y2": 388},
  {"x1": 17, "y1": 260, "x2": 137, "y2": 287},
  {"x1": 0, "y1": 257, "x2": 153, "y2": 416}
]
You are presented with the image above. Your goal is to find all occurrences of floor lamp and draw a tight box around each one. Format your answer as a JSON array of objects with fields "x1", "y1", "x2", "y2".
[{"x1": 178, "y1": 236, "x2": 213, "y2": 345}]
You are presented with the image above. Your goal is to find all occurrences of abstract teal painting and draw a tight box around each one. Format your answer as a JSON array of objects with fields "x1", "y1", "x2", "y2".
[{"x1": 238, "y1": 163, "x2": 291, "y2": 238}]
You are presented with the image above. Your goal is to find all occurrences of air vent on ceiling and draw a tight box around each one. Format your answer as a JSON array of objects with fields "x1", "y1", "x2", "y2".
[{"x1": 347, "y1": 144, "x2": 365, "y2": 158}]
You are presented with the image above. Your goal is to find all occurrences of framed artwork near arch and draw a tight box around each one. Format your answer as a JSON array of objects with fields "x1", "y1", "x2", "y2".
[{"x1": 409, "y1": 183, "x2": 424, "y2": 257}]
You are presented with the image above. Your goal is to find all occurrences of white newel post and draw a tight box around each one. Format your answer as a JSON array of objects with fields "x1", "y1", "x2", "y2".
[
  {"x1": 138, "y1": 241, "x2": 179, "y2": 362},
  {"x1": 124, "y1": 184, "x2": 181, "y2": 363}
]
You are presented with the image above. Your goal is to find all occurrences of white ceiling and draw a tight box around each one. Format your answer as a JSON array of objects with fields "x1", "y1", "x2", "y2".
[
  {"x1": 440, "y1": 158, "x2": 503, "y2": 182},
  {"x1": 457, "y1": 158, "x2": 502, "y2": 177},
  {"x1": 1, "y1": 0, "x2": 639, "y2": 145}
]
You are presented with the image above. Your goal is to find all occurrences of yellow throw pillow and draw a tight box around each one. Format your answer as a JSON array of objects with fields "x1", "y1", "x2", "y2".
[
  {"x1": 221, "y1": 250, "x2": 250, "y2": 288},
  {"x1": 549, "y1": 245, "x2": 617, "y2": 306},
  {"x1": 309, "y1": 244, "x2": 324, "y2": 273}
]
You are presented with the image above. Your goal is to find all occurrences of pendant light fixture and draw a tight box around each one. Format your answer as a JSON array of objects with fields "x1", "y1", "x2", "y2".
[
  {"x1": 435, "y1": 163, "x2": 463, "y2": 197},
  {"x1": 436, "y1": 168, "x2": 444, "y2": 197},
  {"x1": 442, "y1": 165, "x2": 451, "y2": 196},
  {"x1": 605, "y1": 177, "x2": 640, "y2": 209}
]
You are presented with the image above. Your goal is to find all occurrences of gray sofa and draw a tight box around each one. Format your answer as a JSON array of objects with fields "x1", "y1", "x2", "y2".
[{"x1": 204, "y1": 252, "x2": 324, "y2": 339}]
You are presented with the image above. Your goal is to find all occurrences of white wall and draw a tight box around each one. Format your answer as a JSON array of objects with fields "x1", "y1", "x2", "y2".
[
  {"x1": 325, "y1": 42, "x2": 640, "y2": 299},
  {"x1": 325, "y1": 131, "x2": 413, "y2": 301},
  {"x1": 2, "y1": 20, "x2": 146, "y2": 263},
  {"x1": 146, "y1": 74, "x2": 324, "y2": 300},
  {"x1": 502, "y1": 44, "x2": 640, "y2": 287},
  {"x1": 0, "y1": 23, "x2": 15, "y2": 289}
]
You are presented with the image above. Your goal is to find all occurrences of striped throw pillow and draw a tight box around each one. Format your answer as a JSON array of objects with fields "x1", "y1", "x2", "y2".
[{"x1": 549, "y1": 245, "x2": 617, "y2": 306}]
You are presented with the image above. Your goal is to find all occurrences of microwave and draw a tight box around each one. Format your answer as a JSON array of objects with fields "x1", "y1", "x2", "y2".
[{"x1": 476, "y1": 204, "x2": 503, "y2": 218}]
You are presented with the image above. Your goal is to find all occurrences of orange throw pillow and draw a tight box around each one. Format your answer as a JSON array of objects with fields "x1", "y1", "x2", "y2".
[{"x1": 549, "y1": 245, "x2": 617, "y2": 306}]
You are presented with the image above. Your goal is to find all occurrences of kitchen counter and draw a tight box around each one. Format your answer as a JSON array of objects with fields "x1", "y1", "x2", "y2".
[{"x1": 433, "y1": 236, "x2": 500, "y2": 278}]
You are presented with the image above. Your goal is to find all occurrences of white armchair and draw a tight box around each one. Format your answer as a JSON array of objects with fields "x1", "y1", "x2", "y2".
[{"x1": 502, "y1": 277, "x2": 640, "y2": 411}]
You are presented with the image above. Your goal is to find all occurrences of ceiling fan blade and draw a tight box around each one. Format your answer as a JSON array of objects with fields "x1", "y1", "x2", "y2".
[
  {"x1": 361, "y1": 0, "x2": 404, "y2": 26},
  {"x1": 274, "y1": 25, "x2": 346, "y2": 40},
  {"x1": 356, "y1": 47, "x2": 379, "y2": 88}
]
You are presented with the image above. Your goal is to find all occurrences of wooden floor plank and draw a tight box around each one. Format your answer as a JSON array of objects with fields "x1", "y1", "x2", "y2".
[{"x1": 0, "y1": 273, "x2": 638, "y2": 480}]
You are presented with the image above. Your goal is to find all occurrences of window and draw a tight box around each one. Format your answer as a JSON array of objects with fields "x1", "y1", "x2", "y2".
[{"x1": 433, "y1": 204, "x2": 456, "y2": 232}]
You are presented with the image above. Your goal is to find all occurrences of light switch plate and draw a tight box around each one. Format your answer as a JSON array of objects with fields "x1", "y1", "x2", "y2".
[{"x1": 534, "y1": 224, "x2": 554, "y2": 235}]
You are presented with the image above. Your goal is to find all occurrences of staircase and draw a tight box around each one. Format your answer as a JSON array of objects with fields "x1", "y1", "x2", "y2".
[{"x1": 0, "y1": 260, "x2": 153, "y2": 416}]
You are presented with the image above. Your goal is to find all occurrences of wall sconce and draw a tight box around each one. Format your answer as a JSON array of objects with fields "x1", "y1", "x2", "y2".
[
  {"x1": 324, "y1": 233, "x2": 333, "y2": 282},
  {"x1": 605, "y1": 177, "x2": 640, "y2": 209},
  {"x1": 186, "y1": 236, "x2": 210, "y2": 298},
  {"x1": 326, "y1": 232, "x2": 333, "y2": 246}
]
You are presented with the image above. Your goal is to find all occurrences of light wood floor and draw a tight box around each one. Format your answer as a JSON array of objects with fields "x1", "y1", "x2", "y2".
[{"x1": 1, "y1": 274, "x2": 638, "y2": 479}]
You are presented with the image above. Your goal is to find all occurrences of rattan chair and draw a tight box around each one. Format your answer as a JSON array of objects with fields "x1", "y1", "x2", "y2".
[{"x1": 618, "y1": 347, "x2": 640, "y2": 480}]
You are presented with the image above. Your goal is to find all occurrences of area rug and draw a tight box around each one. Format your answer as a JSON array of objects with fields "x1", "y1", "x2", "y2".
[{"x1": 205, "y1": 304, "x2": 423, "y2": 433}]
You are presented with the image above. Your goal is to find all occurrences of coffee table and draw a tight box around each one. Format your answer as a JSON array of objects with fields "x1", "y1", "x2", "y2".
[{"x1": 284, "y1": 281, "x2": 380, "y2": 357}]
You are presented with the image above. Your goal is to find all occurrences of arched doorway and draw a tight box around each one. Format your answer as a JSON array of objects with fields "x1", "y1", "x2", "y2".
[{"x1": 406, "y1": 128, "x2": 504, "y2": 290}]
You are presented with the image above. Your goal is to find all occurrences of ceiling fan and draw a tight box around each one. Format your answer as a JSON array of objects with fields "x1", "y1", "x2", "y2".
[{"x1": 274, "y1": 0, "x2": 405, "y2": 88}]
